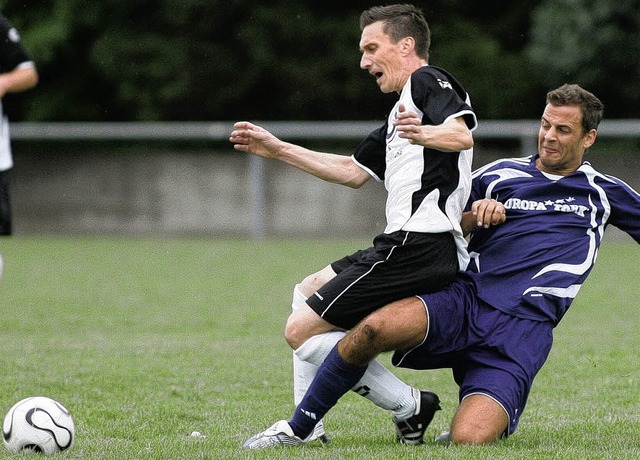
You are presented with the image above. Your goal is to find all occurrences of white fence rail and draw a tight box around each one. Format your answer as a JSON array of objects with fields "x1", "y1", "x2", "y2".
[
  {"x1": 10, "y1": 121, "x2": 640, "y2": 238},
  {"x1": 13, "y1": 119, "x2": 640, "y2": 162},
  {"x1": 12, "y1": 119, "x2": 640, "y2": 142}
]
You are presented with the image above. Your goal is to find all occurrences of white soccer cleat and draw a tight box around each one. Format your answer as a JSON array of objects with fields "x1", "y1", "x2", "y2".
[
  {"x1": 242, "y1": 420, "x2": 305, "y2": 450},
  {"x1": 305, "y1": 420, "x2": 330, "y2": 444}
]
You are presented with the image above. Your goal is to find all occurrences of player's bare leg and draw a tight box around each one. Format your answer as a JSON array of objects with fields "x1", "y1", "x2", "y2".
[
  {"x1": 286, "y1": 265, "x2": 340, "y2": 349},
  {"x1": 320, "y1": 297, "x2": 441, "y2": 444},
  {"x1": 356, "y1": 301, "x2": 509, "y2": 445},
  {"x1": 448, "y1": 394, "x2": 509, "y2": 445},
  {"x1": 337, "y1": 297, "x2": 429, "y2": 366}
]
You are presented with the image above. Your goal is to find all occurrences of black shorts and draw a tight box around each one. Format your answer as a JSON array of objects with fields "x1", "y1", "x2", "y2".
[
  {"x1": 305, "y1": 231, "x2": 458, "y2": 329},
  {"x1": 0, "y1": 169, "x2": 11, "y2": 235}
]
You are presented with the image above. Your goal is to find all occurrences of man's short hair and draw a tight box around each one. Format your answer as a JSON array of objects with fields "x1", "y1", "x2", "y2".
[
  {"x1": 360, "y1": 4, "x2": 431, "y2": 61},
  {"x1": 546, "y1": 84, "x2": 605, "y2": 133}
]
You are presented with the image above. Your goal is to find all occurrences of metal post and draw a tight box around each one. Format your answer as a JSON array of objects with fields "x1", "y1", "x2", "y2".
[{"x1": 248, "y1": 155, "x2": 267, "y2": 239}]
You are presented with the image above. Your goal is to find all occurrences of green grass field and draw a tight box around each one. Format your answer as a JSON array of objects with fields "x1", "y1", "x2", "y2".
[{"x1": 0, "y1": 236, "x2": 638, "y2": 459}]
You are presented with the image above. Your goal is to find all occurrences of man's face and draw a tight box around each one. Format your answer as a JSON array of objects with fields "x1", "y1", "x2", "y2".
[
  {"x1": 537, "y1": 104, "x2": 597, "y2": 176},
  {"x1": 359, "y1": 21, "x2": 408, "y2": 94}
]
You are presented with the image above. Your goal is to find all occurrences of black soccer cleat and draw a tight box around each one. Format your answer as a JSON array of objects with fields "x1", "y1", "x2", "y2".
[{"x1": 394, "y1": 390, "x2": 441, "y2": 445}]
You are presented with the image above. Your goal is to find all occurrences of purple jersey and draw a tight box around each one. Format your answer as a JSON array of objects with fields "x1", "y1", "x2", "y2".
[{"x1": 465, "y1": 154, "x2": 640, "y2": 325}]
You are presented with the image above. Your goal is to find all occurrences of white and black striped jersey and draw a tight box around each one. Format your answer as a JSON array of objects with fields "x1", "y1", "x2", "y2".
[{"x1": 352, "y1": 65, "x2": 477, "y2": 269}]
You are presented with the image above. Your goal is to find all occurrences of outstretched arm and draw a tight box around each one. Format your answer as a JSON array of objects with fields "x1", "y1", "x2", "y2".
[
  {"x1": 229, "y1": 121, "x2": 371, "y2": 189},
  {"x1": 0, "y1": 65, "x2": 38, "y2": 98},
  {"x1": 394, "y1": 104, "x2": 473, "y2": 152},
  {"x1": 461, "y1": 199, "x2": 506, "y2": 236}
]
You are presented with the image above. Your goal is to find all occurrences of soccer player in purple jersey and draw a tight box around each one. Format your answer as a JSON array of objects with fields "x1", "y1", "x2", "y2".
[
  {"x1": 242, "y1": 84, "x2": 640, "y2": 449},
  {"x1": 231, "y1": 4, "x2": 477, "y2": 444}
]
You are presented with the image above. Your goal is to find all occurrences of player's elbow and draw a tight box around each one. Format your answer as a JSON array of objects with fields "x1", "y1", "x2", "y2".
[
  {"x1": 461, "y1": 132, "x2": 474, "y2": 150},
  {"x1": 440, "y1": 117, "x2": 474, "y2": 151},
  {"x1": 454, "y1": 128, "x2": 474, "y2": 151},
  {"x1": 340, "y1": 167, "x2": 370, "y2": 189},
  {"x1": 29, "y1": 69, "x2": 39, "y2": 88},
  {"x1": 344, "y1": 178, "x2": 367, "y2": 189},
  {"x1": 20, "y1": 67, "x2": 39, "y2": 90}
]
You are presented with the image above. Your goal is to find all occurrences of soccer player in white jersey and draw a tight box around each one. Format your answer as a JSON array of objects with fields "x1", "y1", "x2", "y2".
[
  {"x1": 242, "y1": 83, "x2": 640, "y2": 449},
  {"x1": 231, "y1": 4, "x2": 477, "y2": 444}
]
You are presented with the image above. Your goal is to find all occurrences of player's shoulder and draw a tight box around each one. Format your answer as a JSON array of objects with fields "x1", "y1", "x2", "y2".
[
  {"x1": 411, "y1": 66, "x2": 466, "y2": 92},
  {"x1": 581, "y1": 162, "x2": 640, "y2": 195},
  {"x1": 410, "y1": 66, "x2": 473, "y2": 116},
  {"x1": 473, "y1": 156, "x2": 533, "y2": 177},
  {"x1": 411, "y1": 66, "x2": 448, "y2": 88},
  {"x1": 412, "y1": 65, "x2": 455, "y2": 79}
]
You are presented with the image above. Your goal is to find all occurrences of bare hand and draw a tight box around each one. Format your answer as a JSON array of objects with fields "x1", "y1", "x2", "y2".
[
  {"x1": 472, "y1": 199, "x2": 506, "y2": 229},
  {"x1": 393, "y1": 104, "x2": 424, "y2": 145},
  {"x1": 229, "y1": 121, "x2": 282, "y2": 159}
]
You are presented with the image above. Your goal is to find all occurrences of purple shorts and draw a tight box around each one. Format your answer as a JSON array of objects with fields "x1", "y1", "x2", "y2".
[{"x1": 391, "y1": 276, "x2": 553, "y2": 435}]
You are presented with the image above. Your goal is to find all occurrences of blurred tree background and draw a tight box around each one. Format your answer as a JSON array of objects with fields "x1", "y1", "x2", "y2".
[{"x1": 2, "y1": 0, "x2": 639, "y2": 122}]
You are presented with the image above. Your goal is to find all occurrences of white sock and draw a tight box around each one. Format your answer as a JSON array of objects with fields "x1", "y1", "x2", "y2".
[
  {"x1": 294, "y1": 330, "x2": 347, "y2": 367},
  {"x1": 293, "y1": 355, "x2": 317, "y2": 406},
  {"x1": 291, "y1": 285, "x2": 317, "y2": 405},
  {"x1": 295, "y1": 329, "x2": 417, "y2": 421},
  {"x1": 352, "y1": 361, "x2": 417, "y2": 420}
]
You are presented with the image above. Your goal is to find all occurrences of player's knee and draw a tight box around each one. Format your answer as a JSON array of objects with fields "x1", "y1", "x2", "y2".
[
  {"x1": 449, "y1": 394, "x2": 509, "y2": 445},
  {"x1": 284, "y1": 315, "x2": 308, "y2": 349},
  {"x1": 450, "y1": 425, "x2": 502, "y2": 445},
  {"x1": 349, "y1": 316, "x2": 386, "y2": 351},
  {"x1": 359, "y1": 321, "x2": 381, "y2": 343},
  {"x1": 284, "y1": 310, "x2": 328, "y2": 349},
  {"x1": 339, "y1": 323, "x2": 382, "y2": 365}
]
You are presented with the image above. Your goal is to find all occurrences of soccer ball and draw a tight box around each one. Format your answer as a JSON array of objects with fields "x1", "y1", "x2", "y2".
[{"x1": 3, "y1": 396, "x2": 75, "y2": 455}]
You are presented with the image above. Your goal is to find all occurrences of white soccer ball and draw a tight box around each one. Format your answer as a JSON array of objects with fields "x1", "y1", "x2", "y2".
[{"x1": 2, "y1": 396, "x2": 75, "y2": 455}]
